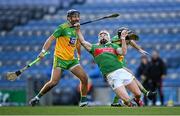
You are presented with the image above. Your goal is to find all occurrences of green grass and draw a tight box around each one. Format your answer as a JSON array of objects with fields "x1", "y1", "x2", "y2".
[{"x1": 0, "y1": 106, "x2": 180, "y2": 115}]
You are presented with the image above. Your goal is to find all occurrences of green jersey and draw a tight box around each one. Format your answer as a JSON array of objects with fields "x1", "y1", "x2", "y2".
[
  {"x1": 89, "y1": 43, "x2": 124, "y2": 76},
  {"x1": 52, "y1": 22, "x2": 78, "y2": 60},
  {"x1": 111, "y1": 35, "x2": 131, "y2": 46},
  {"x1": 111, "y1": 35, "x2": 127, "y2": 67},
  {"x1": 111, "y1": 35, "x2": 121, "y2": 45}
]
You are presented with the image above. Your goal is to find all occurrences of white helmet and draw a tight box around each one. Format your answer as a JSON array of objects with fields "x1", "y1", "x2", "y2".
[{"x1": 98, "y1": 30, "x2": 111, "y2": 43}]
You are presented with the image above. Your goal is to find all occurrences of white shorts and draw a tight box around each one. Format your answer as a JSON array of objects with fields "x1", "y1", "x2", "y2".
[{"x1": 106, "y1": 68, "x2": 135, "y2": 90}]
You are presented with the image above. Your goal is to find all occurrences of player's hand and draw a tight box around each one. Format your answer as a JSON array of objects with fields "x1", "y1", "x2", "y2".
[
  {"x1": 38, "y1": 51, "x2": 45, "y2": 59},
  {"x1": 73, "y1": 23, "x2": 80, "y2": 30},
  {"x1": 120, "y1": 30, "x2": 128, "y2": 40}
]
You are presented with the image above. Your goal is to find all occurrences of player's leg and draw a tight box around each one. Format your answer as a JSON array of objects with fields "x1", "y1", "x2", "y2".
[
  {"x1": 111, "y1": 96, "x2": 122, "y2": 107},
  {"x1": 111, "y1": 67, "x2": 144, "y2": 106},
  {"x1": 70, "y1": 63, "x2": 88, "y2": 107},
  {"x1": 107, "y1": 69, "x2": 137, "y2": 107},
  {"x1": 29, "y1": 56, "x2": 63, "y2": 106},
  {"x1": 39, "y1": 68, "x2": 62, "y2": 96},
  {"x1": 126, "y1": 79, "x2": 144, "y2": 106},
  {"x1": 134, "y1": 77, "x2": 157, "y2": 100},
  {"x1": 123, "y1": 67, "x2": 157, "y2": 99},
  {"x1": 134, "y1": 78, "x2": 148, "y2": 94},
  {"x1": 114, "y1": 86, "x2": 136, "y2": 106},
  {"x1": 112, "y1": 67, "x2": 156, "y2": 106},
  {"x1": 29, "y1": 67, "x2": 62, "y2": 106},
  {"x1": 117, "y1": 68, "x2": 143, "y2": 106},
  {"x1": 111, "y1": 78, "x2": 147, "y2": 107},
  {"x1": 123, "y1": 67, "x2": 148, "y2": 94}
]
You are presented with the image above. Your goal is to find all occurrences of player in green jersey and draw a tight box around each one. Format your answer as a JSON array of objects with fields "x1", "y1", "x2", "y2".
[
  {"x1": 29, "y1": 9, "x2": 88, "y2": 107},
  {"x1": 111, "y1": 27, "x2": 156, "y2": 106},
  {"x1": 74, "y1": 23, "x2": 143, "y2": 107}
]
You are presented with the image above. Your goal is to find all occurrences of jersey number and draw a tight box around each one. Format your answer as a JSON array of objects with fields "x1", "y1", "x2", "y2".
[{"x1": 69, "y1": 37, "x2": 76, "y2": 45}]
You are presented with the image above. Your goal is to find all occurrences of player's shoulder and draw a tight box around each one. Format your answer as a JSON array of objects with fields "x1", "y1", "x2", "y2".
[
  {"x1": 58, "y1": 22, "x2": 69, "y2": 29},
  {"x1": 92, "y1": 43, "x2": 99, "y2": 47},
  {"x1": 89, "y1": 43, "x2": 98, "y2": 53},
  {"x1": 111, "y1": 35, "x2": 119, "y2": 42},
  {"x1": 110, "y1": 42, "x2": 120, "y2": 48}
]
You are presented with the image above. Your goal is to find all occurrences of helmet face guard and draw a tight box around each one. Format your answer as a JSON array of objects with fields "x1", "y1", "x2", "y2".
[{"x1": 98, "y1": 30, "x2": 111, "y2": 44}]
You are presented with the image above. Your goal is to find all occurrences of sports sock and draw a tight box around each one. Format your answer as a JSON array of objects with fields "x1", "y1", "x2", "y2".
[
  {"x1": 80, "y1": 96, "x2": 87, "y2": 102},
  {"x1": 36, "y1": 93, "x2": 43, "y2": 99},
  {"x1": 141, "y1": 88, "x2": 148, "y2": 95},
  {"x1": 112, "y1": 96, "x2": 119, "y2": 103}
]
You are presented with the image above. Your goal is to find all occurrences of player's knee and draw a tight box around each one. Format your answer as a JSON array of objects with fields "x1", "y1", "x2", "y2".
[{"x1": 80, "y1": 75, "x2": 88, "y2": 85}]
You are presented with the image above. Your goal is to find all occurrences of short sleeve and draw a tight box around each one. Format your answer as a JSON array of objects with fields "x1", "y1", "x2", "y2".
[
  {"x1": 89, "y1": 44, "x2": 96, "y2": 54},
  {"x1": 52, "y1": 26, "x2": 63, "y2": 38},
  {"x1": 112, "y1": 43, "x2": 120, "y2": 50},
  {"x1": 111, "y1": 35, "x2": 119, "y2": 42}
]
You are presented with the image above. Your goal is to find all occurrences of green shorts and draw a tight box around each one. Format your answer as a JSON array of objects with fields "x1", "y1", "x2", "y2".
[{"x1": 53, "y1": 56, "x2": 79, "y2": 70}]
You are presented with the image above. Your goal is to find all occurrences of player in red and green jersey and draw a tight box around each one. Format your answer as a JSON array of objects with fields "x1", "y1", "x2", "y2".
[
  {"x1": 29, "y1": 9, "x2": 88, "y2": 107},
  {"x1": 75, "y1": 23, "x2": 143, "y2": 107},
  {"x1": 111, "y1": 27, "x2": 156, "y2": 106}
]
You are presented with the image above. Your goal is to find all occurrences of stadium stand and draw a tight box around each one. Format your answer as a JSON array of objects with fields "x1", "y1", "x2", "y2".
[{"x1": 0, "y1": 0, "x2": 180, "y2": 106}]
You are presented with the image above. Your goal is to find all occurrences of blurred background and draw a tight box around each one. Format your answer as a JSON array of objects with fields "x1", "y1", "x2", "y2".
[{"x1": 0, "y1": 0, "x2": 180, "y2": 107}]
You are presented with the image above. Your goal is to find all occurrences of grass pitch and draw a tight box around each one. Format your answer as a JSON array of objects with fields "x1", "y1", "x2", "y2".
[{"x1": 0, "y1": 106, "x2": 180, "y2": 115}]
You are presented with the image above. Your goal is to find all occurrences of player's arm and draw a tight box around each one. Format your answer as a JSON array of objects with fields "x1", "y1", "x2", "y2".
[
  {"x1": 129, "y1": 40, "x2": 149, "y2": 56},
  {"x1": 129, "y1": 40, "x2": 141, "y2": 50},
  {"x1": 76, "y1": 39, "x2": 81, "y2": 60},
  {"x1": 39, "y1": 26, "x2": 62, "y2": 58},
  {"x1": 116, "y1": 30, "x2": 128, "y2": 55},
  {"x1": 42, "y1": 35, "x2": 56, "y2": 51},
  {"x1": 75, "y1": 23, "x2": 92, "y2": 51},
  {"x1": 39, "y1": 35, "x2": 56, "y2": 59}
]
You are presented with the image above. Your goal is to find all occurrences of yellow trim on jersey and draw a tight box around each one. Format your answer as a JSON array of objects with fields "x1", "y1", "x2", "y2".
[{"x1": 118, "y1": 55, "x2": 124, "y2": 62}]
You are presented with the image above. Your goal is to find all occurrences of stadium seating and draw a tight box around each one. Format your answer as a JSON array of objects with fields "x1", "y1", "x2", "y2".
[{"x1": 0, "y1": 0, "x2": 180, "y2": 105}]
